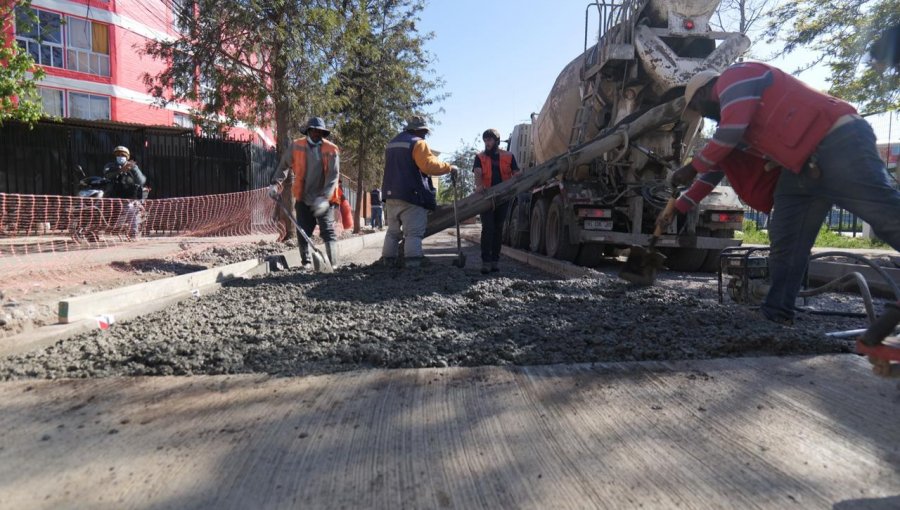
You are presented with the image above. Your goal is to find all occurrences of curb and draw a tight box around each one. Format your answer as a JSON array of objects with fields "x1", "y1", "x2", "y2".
[{"x1": 0, "y1": 231, "x2": 387, "y2": 357}]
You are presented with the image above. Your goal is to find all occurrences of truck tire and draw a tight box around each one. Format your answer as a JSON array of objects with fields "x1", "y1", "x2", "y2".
[
  {"x1": 529, "y1": 198, "x2": 549, "y2": 254},
  {"x1": 545, "y1": 195, "x2": 579, "y2": 261},
  {"x1": 508, "y1": 200, "x2": 530, "y2": 249},
  {"x1": 700, "y1": 230, "x2": 735, "y2": 273},
  {"x1": 662, "y1": 247, "x2": 707, "y2": 272}
]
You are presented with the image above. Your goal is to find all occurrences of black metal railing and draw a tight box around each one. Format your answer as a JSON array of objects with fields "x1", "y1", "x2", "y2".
[{"x1": 0, "y1": 119, "x2": 277, "y2": 199}]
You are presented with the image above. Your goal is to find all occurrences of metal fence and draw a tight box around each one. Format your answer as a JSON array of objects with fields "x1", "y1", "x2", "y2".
[{"x1": 0, "y1": 119, "x2": 277, "y2": 199}]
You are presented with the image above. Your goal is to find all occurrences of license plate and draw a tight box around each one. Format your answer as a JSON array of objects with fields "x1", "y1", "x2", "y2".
[{"x1": 584, "y1": 219, "x2": 613, "y2": 230}]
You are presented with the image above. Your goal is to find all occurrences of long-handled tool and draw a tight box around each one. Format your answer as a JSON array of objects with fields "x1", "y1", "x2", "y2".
[
  {"x1": 272, "y1": 197, "x2": 333, "y2": 274},
  {"x1": 450, "y1": 171, "x2": 466, "y2": 268},
  {"x1": 618, "y1": 192, "x2": 677, "y2": 286}
]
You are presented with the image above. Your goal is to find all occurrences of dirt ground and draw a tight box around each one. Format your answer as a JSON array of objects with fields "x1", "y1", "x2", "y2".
[{"x1": 0, "y1": 231, "x2": 884, "y2": 380}]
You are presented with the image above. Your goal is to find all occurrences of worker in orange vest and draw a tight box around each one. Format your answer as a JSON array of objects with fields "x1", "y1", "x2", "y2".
[
  {"x1": 473, "y1": 128, "x2": 520, "y2": 274},
  {"x1": 269, "y1": 117, "x2": 341, "y2": 269}
]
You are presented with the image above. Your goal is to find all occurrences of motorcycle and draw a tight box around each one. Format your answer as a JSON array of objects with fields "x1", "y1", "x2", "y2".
[{"x1": 69, "y1": 166, "x2": 149, "y2": 243}]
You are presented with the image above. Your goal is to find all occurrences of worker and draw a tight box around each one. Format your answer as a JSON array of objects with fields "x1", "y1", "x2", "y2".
[
  {"x1": 666, "y1": 62, "x2": 900, "y2": 325},
  {"x1": 379, "y1": 116, "x2": 458, "y2": 268},
  {"x1": 268, "y1": 117, "x2": 341, "y2": 269},
  {"x1": 103, "y1": 146, "x2": 146, "y2": 200},
  {"x1": 473, "y1": 128, "x2": 520, "y2": 274},
  {"x1": 370, "y1": 187, "x2": 383, "y2": 229}
]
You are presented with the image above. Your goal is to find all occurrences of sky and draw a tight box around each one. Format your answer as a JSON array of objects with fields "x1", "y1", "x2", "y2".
[{"x1": 415, "y1": 0, "x2": 894, "y2": 157}]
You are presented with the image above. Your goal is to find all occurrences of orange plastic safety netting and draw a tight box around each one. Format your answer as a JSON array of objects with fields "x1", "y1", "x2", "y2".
[{"x1": 0, "y1": 189, "x2": 284, "y2": 293}]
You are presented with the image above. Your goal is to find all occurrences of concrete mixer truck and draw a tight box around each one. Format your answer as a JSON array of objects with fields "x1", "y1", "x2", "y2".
[{"x1": 503, "y1": 0, "x2": 751, "y2": 271}]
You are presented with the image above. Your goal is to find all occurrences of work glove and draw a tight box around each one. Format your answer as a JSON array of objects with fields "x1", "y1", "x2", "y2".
[
  {"x1": 449, "y1": 165, "x2": 460, "y2": 181},
  {"x1": 668, "y1": 162, "x2": 697, "y2": 188},
  {"x1": 267, "y1": 184, "x2": 282, "y2": 199}
]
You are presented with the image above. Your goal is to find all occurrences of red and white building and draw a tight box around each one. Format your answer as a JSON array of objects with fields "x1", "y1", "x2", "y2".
[{"x1": 7, "y1": 0, "x2": 274, "y2": 146}]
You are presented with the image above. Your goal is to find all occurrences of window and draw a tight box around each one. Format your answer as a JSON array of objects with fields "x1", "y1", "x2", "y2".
[
  {"x1": 66, "y1": 17, "x2": 110, "y2": 77},
  {"x1": 68, "y1": 92, "x2": 110, "y2": 120},
  {"x1": 174, "y1": 113, "x2": 194, "y2": 128},
  {"x1": 39, "y1": 88, "x2": 64, "y2": 117},
  {"x1": 15, "y1": 8, "x2": 63, "y2": 68}
]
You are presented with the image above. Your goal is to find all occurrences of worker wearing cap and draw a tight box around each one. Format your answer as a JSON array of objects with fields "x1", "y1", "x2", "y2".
[
  {"x1": 473, "y1": 128, "x2": 520, "y2": 274},
  {"x1": 665, "y1": 62, "x2": 900, "y2": 325},
  {"x1": 269, "y1": 117, "x2": 341, "y2": 269},
  {"x1": 380, "y1": 116, "x2": 458, "y2": 268},
  {"x1": 103, "y1": 146, "x2": 146, "y2": 200}
]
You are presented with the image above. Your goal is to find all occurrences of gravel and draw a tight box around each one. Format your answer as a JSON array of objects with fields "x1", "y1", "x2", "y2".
[{"x1": 0, "y1": 242, "x2": 874, "y2": 380}]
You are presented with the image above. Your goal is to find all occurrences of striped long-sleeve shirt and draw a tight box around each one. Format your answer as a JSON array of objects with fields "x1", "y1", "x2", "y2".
[{"x1": 677, "y1": 63, "x2": 775, "y2": 213}]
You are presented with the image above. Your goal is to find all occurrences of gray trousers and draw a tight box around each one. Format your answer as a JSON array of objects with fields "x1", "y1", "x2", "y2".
[{"x1": 382, "y1": 199, "x2": 428, "y2": 258}]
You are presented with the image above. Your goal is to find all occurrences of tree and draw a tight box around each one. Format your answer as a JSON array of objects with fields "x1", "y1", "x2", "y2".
[
  {"x1": 436, "y1": 139, "x2": 478, "y2": 205},
  {"x1": 143, "y1": 0, "x2": 347, "y2": 238},
  {"x1": 0, "y1": 1, "x2": 46, "y2": 126},
  {"x1": 143, "y1": 0, "x2": 344, "y2": 146},
  {"x1": 332, "y1": 0, "x2": 446, "y2": 233},
  {"x1": 764, "y1": 0, "x2": 899, "y2": 113},
  {"x1": 712, "y1": 0, "x2": 777, "y2": 38}
]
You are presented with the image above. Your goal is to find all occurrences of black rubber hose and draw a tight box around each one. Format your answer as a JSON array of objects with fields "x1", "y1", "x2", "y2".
[{"x1": 808, "y1": 251, "x2": 900, "y2": 300}]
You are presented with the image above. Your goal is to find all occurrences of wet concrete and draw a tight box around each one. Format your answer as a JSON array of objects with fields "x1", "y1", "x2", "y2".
[{"x1": 0, "y1": 233, "x2": 871, "y2": 380}]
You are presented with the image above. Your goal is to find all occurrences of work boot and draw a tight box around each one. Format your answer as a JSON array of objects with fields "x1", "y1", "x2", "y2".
[
  {"x1": 490, "y1": 261, "x2": 500, "y2": 273},
  {"x1": 481, "y1": 262, "x2": 491, "y2": 275},
  {"x1": 325, "y1": 241, "x2": 340, "y2": 269},
  {"x1": 376, "y1": 257, "x2": 398, "y2": 268}
]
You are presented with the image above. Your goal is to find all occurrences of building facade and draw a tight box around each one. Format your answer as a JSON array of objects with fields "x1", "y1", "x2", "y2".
[{"x1": 8, "y1": 0, "x2": 274, "y2": 146}]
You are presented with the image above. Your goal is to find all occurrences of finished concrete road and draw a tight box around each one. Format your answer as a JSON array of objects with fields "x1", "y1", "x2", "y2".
[{"x1": 0, "y1": 355, "x2": 898, "y2": 509}]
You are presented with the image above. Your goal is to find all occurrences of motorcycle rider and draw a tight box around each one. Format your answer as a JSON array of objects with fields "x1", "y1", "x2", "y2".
[
  {"x1": 103, "y1": 146, "x2": 147, "y2": 239},
  {"x1": 103, "y1": 146, "x2": 146, "y2": 199}
]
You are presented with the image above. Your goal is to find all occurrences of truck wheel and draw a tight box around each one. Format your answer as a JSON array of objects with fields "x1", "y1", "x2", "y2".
[
  {"x1": 700, "y1": 230, "x2": 735, "y2": 273},
  {"x1": 545, "y1": 195, "x2": 579, "y2": 261},
  {"x1": 576, "y1": 244, "x2": 606, "y2": 267},
  {"x1": 662, "y1": 247, "x2": 707, "y2": 272},
  {"x1": 508, "y1": 200, "x2": 530, "y2": 249},
  {"x1": 529, "y1": 198, "x2": 549, "y2": 254}
]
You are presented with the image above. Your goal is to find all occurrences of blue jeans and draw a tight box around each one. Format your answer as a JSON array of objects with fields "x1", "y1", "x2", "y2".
[
  {"x1": 480, "y1": 202, "x2": 509, "y2": 263},
  {"x1": 762, "y1": 120, "x2": 900, "y2": 322},
  {"x1": 371, "y1": 206, "x2": 383, "y2": 229}
]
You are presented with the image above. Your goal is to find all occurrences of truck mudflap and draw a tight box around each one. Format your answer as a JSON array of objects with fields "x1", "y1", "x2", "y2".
[{"x1": 578, "y1": 231, "x2": 740, "y2": 250}]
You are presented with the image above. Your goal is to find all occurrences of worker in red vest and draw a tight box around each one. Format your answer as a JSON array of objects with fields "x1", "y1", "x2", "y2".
[
  {"x1": 473, "y1": 128, "x2": 520, "y2": 274},
  {"x1": 269, "y1": 117, "x2": 341, "y2": 269},
  {"x1": 666, "y1": 62, "x2": 900, "y2": 326}
]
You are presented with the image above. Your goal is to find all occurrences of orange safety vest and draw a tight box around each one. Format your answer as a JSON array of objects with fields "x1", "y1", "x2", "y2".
[
  {"x1": 477, "y1": 150, "x2": 514, "y2": 188},
  {"x1": 291, "y1": 137, "x2": 341, "y2": 204}
]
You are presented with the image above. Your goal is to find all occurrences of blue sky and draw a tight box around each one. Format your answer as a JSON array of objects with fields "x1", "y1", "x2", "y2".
[{"x1": 416, "y1": 0, "x2": 847, "y2": 156}]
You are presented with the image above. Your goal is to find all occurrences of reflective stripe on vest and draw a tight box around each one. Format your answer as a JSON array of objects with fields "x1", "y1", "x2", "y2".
[
  {"x1": 291, "y1": 138, "x2": 341, "y2": 204},
  {"x1": 478, "y1": 151, "x2": 514, "y2": 188}
]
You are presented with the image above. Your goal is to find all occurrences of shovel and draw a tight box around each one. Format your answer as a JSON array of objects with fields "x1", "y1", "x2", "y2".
[
  {"x1": 450, "y1": 171, "x2": 467, "y2": 268},
  {"x1": 273, "y1": 197, "x2": 334, "y2": 274},
  {"x1": 618, "y1": 196, "x2": 677, "y2": 286}
]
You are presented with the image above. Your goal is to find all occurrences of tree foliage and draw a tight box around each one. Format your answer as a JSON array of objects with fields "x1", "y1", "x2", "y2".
[
  {"x1": 142, "y1": 0, "x2": 345, "y2": 147},
  {"x1": 764, "y1": 0, "x2": 899, "y2": 112},
  {"x1": 331, "y1": 0, "x2": 446, "y2": 231},
  {"x1": 436, "y1": 138, "x2": 478, "y2": 205},
  {"x1": 0, "y1": 1, "x2": 46, "y2": 126}
]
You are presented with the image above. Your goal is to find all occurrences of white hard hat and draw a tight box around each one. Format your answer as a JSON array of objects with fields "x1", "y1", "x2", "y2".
[
  {"x1": 312, "y1": 196, "x2": 330, "y2": 217},
  {"x1": 684, "y1": 70, "x2": 720, "y2": 112}
]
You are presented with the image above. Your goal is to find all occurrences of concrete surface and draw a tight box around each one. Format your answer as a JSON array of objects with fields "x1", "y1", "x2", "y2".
[{"x1": 0, "y1": 355, "x2": 897, "y2": 509}]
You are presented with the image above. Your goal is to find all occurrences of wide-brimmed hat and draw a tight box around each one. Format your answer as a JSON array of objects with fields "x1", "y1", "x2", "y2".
[
  {"x1": 683, "y1": 70, "x2": 720, "y2": 114},
  {"x1": 404, "y1": 116, "x2": 431, "y2": 133},
  {"x1": 302, "y1": 117, "x2": 331, "y2": 136}
]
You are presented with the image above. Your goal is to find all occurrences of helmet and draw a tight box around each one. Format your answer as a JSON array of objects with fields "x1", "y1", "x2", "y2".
[
  {"x1": 482, "y1": 129, "x2": 501, "y2": 141},
  {"x1": 113, "y1": 146, "x2": 130, "y2": 158},
  {"x1": 683, "y1": 70, "x2": 720, "y2": 113},
  {"x1": 312, "y1": 196, "x2": 330, "y2": 217}
]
